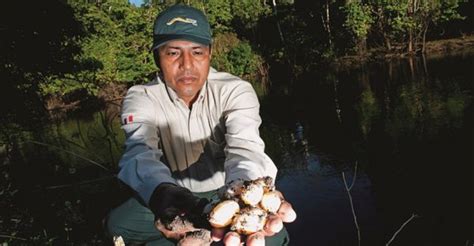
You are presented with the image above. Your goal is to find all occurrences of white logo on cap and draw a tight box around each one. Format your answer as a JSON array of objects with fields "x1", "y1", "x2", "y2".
[{"x1": 167, "y1": 17, "x2": 198, "y2": 26}]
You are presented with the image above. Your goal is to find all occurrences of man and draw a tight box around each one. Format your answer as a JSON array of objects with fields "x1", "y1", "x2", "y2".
[{"x1": 106, "y1": 4, "x2": 296, "y2": 246}]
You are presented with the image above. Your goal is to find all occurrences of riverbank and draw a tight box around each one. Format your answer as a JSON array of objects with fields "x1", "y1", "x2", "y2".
[
  {"x1": 44, "y1": 35, "x2": 474, "y2": 114},
  {"x1": 333, "y1": 34, "x2": 474, "y2": 68},
  {"x1": 424, "y1": 35, "x2": 474, "y2": 53}
]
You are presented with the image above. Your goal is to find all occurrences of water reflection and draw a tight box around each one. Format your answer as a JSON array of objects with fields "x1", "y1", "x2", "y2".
[
  {"x1": 265, "y1": 123, "x2": 379, "y2": 245},
  {"x1": 277, "y1": 161, "x2": 377, "y2": 246}
]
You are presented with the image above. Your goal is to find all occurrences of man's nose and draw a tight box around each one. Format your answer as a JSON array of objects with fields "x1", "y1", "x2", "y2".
[{"x1": 180, "y1": 51, "x2": 192, "y2": 70}]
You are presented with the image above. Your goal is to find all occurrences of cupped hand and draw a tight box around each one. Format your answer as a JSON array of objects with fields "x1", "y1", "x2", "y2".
[
  {"x1": 211, "y1": 190, "x2": 297, "y2": 246},
  {"x1": 150, "y1": 183, "x2": 208, "y2": 240},
  {"x1": 155, "y1": 219, "x2": 195, "y2": 240}
]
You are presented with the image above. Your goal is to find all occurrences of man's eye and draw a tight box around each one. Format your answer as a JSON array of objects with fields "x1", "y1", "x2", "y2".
[
  {"x1": 167, "y1": 50, "x2": 179, "y2": 56},
  {"x1": 193, "y1": 50, "x2": 204, "y2": 56}
]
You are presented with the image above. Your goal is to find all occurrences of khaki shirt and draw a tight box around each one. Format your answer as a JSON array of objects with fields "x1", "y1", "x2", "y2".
[{"x1": 118, "y1": 68, "x2": 277, "y2": 204}]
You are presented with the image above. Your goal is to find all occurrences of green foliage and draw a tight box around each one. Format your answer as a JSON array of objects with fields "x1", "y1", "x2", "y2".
[
  {"x1": 357, "y1": 89, "x2": 380, "y2": 137},
  {"x1": 439, "y1": 0, "x2": 466, "y2": 22},
  {"x1": 25, "y1": 0, "x2": 468, "y2": 98},
  {"x1": 38, "y1": 0, "x2": 274, "y2": 97},
  {"x1": 384, "y1": 0, "x2": 411, "y2": 35},
  {"x1": 368, "y1": 0, "x2": 466, "y2": 50},
  {"x1": 227, "y1": 42, "x2": 257, "y2": 77},
  {"x1": 40, "y1": 73, "x2": 99, "y2": 96},
  {"x1": 40, "y1": 0, "x2": 158, "y2": 96},
  {"x1": 385, "y1": 79, "x2": 471, "y2": 141},
  {"x1": 205, "y1": 0, "x2": 233, "y2": 33},
  {"x1": 230, "y1": 0, "x2": 271, "y2": 29},
  {"x1": 211, "y1": 33, "x2": 268, "y2": 96},
  {"x1": 418, "y1": 0, "x2": 465, "y2": 22},
  {"x1": 342, "y1": 2, "x2": 374, "y2": 39}
]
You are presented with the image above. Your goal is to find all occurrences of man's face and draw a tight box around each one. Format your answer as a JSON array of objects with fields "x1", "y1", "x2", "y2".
[{"x1": 158, "y1": 40, "x2": 211, "y2": 106}]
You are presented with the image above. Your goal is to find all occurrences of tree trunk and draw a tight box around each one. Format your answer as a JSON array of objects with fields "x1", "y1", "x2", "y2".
[
  {"x1": 421, "y1": 23, "x2": 429, "y2": 54},
  {"x1": 272, "y1": 0, "x2": 285, "y2": 45},
  {"x1": 421, "y1": 53, "x2": 428, "y2": 76},
  {"x1": 321, "y1": 1, "x2": 332, "y2": 47},
  {"x1": 376, "y1": 6, "x2": 392, "y2": 51},
  {"x1": 408, "y1": 56, "x2": 415, "y2": 80},
  {"x1": 357, "y1": 37, "x2": 367, "y2": 56},
  {"x1": 407, "y1": 0, "x2": 417, "y2": 54},
  {"x1": 407, "y1": 22, "x2": 413, "y2": 53},
  {"x1": 384, "y1": 36, "x2": 392, "y2": 51},
  {"x1": 325, "y1": 0, "x2": 332, "y2": 47}
]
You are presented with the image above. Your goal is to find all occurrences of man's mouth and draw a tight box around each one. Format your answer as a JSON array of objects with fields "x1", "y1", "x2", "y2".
[{"x1": 178, "y1": 75, "x2": 197, "y2": 84}]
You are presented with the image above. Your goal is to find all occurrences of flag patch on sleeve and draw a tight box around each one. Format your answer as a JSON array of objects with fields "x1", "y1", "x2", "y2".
[{"x1": 122, "y1": 114, "x2": 134, "y2": 125}]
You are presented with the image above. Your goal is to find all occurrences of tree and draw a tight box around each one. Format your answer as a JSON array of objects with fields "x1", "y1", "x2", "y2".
[
  {"x1": 342, "y1": 1, "x2": 374, "y2": 55},
  {"x1": 416, "y1": 0, "x2": 465, "y2": 53},
  {"x1": 368, "y1": 0, "x2": 465, "y2": 53},
  {"x1": 370, "y1": 0, "x2": 410, "y2": 51},
  {"x1": 41, "y1": 0, "x2": 159, "y2": 96}
]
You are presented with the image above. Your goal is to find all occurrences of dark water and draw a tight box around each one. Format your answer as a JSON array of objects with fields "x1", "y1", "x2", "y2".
[
  {"x1": 1, "y1": 51, "x2": 472, "y2": 245},
  {"x1": 266, "y1": 51, "x2": 473, "y2": 245}
]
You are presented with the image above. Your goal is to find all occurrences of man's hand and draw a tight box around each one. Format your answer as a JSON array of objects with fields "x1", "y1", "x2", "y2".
[
  {"x1": 149, "y1": 183, "x2": 207, "y2": 240},
  {"x1": 210, "y1": 190, "x2": 297, "y2": 246}
]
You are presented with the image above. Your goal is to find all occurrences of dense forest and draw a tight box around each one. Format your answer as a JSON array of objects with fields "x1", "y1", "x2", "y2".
[
  {"x1": 1, "y1": 0, "x2": 472, "y2": 244},
  {"x1": 2, "y1": 0, "x2": 472, "y2": 111}
]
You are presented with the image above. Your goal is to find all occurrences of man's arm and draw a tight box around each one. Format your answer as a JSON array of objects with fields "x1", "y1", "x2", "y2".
[
  {"x1": 118, "y1": 85, "x2": 177, "y2": 205},
  {"x1": 211, "y1": 81, "x2": 297, "y2": 246},
  {"x1": 222, "y1": 81, "x2": 277, "y2": 183},
  {"x1": 118, "y1": 86, "x2": 207, "y2": 241}
]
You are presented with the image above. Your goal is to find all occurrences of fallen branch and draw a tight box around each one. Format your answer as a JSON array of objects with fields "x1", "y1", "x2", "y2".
[
  {"x1": 27, "y1": 140, "x2": 110, "y2": 172},
  {"x1": 44, "y1": 175, "x2": 116, "y2": 190},
  {"x1": 386, "y1": 213, "x2": 419, "y2": 246},
  {"x1": 342, "y1": 161, "x2": 361, "y2": 246},
  {"x1": 0, "y1": 234, "x2": 27, "y2": 241}
]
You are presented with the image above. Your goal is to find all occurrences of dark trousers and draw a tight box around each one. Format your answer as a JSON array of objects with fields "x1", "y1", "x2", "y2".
[{"x1": 105, "y1": 190, "x2": 290, "y2": 245}]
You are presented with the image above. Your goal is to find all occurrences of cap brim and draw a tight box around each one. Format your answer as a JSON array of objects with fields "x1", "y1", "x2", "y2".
[{"x1": 151, "y1": 34, "x2": 211, "y2": 51}]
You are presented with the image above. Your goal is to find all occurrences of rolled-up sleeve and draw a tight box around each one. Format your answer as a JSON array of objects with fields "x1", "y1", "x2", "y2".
[
  {"x1": 118, "y1": 86, "x2": 176, "y2": 205},
  {"x1": 223, "y1": 82, "x2": 277, "y2": 183}
]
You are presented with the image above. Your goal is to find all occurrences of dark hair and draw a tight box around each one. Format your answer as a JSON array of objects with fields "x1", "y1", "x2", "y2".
[{"x1": 153, "y1": 49, "x2": 160, "y2": 68}]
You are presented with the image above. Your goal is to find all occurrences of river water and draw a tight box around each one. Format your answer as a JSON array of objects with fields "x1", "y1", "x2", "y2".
[
  {"x1": 268, "y1": 51, "x2": 473, "y2": 245},
  {"x1": 2, "y1": 51, "x2": 472, "y2": 245}
]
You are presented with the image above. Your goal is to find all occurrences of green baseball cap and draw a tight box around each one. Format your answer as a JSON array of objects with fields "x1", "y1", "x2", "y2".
[{"x1": 152, "y1": 4, "x2": 212, "y2": 50}]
